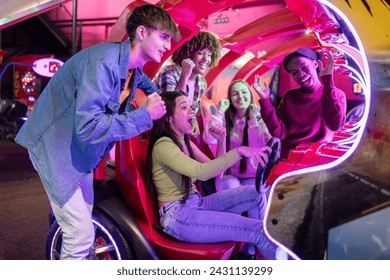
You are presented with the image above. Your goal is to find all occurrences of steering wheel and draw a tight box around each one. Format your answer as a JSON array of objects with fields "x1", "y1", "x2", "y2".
[{"x1": 255, "y1": 137, "x2": 281, "y2": 193}]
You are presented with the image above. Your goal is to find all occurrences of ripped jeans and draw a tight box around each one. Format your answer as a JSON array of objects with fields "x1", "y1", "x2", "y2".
[
  {"x1": 217, "y1": 175, "x2": 270, "y2": 195},
  {"x1": 159, "y1": 186, "x2": 281, "y2": 260},
  {"x1": 216, "y1": 175, "x2": 269, "y2": 222}
]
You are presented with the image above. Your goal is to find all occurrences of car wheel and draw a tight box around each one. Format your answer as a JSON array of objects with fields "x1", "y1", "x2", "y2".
[{"x1": 46, "y1": 209, "x2": 134, "y2": 260}]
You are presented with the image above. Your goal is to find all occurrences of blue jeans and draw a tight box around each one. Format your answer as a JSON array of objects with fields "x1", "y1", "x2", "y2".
[
  {"x1": 50, "y1": 173, "x2": 95, "y2": 260},
  {"x1": 159, "y1": 186, "x2": 282, "y2": 260},
  {"x1": 218, "y1": 174, "x2": 269, "y2": 195},
  {"x1": 217, "y1": 175, "x2": 268, "y2": 222},
  {"x1": 29, "y1": 151, "x2": 95, "y2": 259}
]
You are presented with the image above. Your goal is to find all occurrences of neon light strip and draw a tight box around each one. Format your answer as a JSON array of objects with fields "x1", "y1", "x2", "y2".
[
  {"x1": 349, "y1": 73, "x2": 366, "y2": 91},
  {"x1": 330, "y1": 43, "x2": 366, "y2": 75},
  {"x1": 342, "y1": 63, "x2": 367, "y2": 89},
  {"x1": 317, "y1": 0, "x2": 371, "y2": 158},
  {"x1": 263, "y1": 0, "x2": 371, "y2": 260},
  {"x1": 331, "y1": 135, "x2": 358, "y2": 145}
]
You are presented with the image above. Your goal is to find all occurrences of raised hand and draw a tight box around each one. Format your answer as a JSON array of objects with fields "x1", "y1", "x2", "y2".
[
  {"x1": 208, "y1": 123, "x2": 226, "y2": 143},
  {"x1": 181, "y1": 58, "x2": 195, "y2": 79},
  {"x1": 253, "y1": 75, "x2": 270, "y2": 99},
  {"x1": 249, "y1": 104, "x2": 260, "y2": 120},
  {"x1": 218, "y1": 99, "x2": 230, "y2": 114},
  {"x1": 318, "y1": 49, "x2": 334, "y2": 76},
  {"x1": 144, "y1": 92, "x2": 166, "y2": 120}
]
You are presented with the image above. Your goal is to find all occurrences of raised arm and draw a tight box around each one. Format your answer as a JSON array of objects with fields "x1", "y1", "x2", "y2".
[
  {"x1": 154, "y1": 137, "x2": 240, "y2": 181},
  {"x1": 253, "y1": 75, "x2": 289, "y2": 140},
  {"x1": 318, "y1": 51, "x2": 347, "y2": 130},
  {"x1": 248, "y1": 104, "x2": 269, "y2": 147},
  {"x1": 202, "y1": 99, "x2": 229, "y2": 145},
  {"x1": 177, "y1": 58, "x2": 195, "y2": 92}
]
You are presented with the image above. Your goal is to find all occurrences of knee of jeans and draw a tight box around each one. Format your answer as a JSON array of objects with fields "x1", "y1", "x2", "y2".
[
  {"x1": 66, "y1": 219, "x2": 94, "y2": 242},
  {"x1": 240, "y1": 185, "x2": 263, "y2": 204},
  {"x1": 217, "y1": 176, "x2": 241, "y2": 191}
]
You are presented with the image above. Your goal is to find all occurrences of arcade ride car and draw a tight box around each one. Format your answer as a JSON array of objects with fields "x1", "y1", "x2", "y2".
[{"x1": 46, "y1": 0, "x2": 389, "y2": 260}]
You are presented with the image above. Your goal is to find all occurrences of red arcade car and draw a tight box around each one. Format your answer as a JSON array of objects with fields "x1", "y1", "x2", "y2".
[{"x1": 46, "y1": 0, "x2": 390, "y2": 260}]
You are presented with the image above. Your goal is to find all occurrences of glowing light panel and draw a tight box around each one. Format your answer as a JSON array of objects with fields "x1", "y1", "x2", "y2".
[
  {"x1": 263, "y1": 0, "x2": 371, "y2": 260},
  {"x1": 33, "y1": 58, "x2": 63, "y2": 77}
]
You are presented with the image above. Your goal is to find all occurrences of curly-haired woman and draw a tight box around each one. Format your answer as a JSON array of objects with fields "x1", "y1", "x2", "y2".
[{"x1": 154, "y1": 31, "x2": 221, "y2": 135}]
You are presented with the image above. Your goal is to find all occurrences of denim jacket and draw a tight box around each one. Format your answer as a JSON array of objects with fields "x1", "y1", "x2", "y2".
[{"x1": 15, "y1": 40, "x2": 158, "y2": 207}]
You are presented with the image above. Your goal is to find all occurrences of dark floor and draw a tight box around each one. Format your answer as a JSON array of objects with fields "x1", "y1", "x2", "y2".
[{"x1": 0, "y1": 140, "x2": 48, "y2": 260}]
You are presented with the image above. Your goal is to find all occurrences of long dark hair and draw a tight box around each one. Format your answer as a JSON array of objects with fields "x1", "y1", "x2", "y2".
[
  {"x1": 225, "y1": 80, "x2": 254, "y2": 173},
  {"x1": 145, "y1": 91, "x2": 195, "y2": 205}
]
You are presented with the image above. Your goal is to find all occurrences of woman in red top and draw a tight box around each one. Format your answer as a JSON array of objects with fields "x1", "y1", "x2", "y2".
[{"x1": 254, "y1": 47, "x2": 347, "y2": 159}]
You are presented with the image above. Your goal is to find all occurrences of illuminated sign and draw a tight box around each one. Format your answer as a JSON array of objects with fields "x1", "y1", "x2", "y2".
[{"x1": 33, "y1": 58, "x2": 63, "y2": 77}]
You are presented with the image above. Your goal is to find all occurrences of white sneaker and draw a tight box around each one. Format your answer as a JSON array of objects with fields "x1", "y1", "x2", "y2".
[{"x1": 275, "y1": 246, "x2": 289, "y2": 260}]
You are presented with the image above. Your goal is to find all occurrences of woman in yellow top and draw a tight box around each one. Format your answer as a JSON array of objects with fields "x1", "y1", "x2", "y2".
[{"x1": 145, "y1": 91, "x2": 293, "y2": 260}]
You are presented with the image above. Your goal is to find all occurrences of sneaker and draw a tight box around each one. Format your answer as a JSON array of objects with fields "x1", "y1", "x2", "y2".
[{"x1": 257, "y1": 233, "x2": 289, "y2": 260}]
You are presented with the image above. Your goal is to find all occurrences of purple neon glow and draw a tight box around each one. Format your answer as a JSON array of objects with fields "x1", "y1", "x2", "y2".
[{"x1": 262, "y1": 0, "x2": 371, "y2": 260}]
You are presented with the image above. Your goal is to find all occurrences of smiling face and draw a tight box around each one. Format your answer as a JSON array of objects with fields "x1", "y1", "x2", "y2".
[
  {"x1": 169, "y1": 95, "x2": 195, "y2": 138},
  {"x1": 287, "y1": 56, "x2": 321, "y2": 92},
  {"x1": 140, "y1": 27, "x2": 172, "y2": 64},
  {"x1": 191, "y1": 48, "x2": 212, "y2": 76},
  {"x1": 229, "y1": 81, "x2": 253, "y2": 114}
]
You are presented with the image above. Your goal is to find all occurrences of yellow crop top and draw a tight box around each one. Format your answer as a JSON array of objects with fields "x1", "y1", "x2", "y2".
[{"x1": 152, "y1": 137, "x2": 241, "y2": 202}]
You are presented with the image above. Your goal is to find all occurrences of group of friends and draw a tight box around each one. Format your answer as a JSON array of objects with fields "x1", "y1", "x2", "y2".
[{"x1": 15, "y1": 4, "x2": 346, "y2": 260}]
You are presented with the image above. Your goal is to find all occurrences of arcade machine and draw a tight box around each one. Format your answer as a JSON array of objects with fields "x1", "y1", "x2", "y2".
[
  {"x1": 9, "y1": 54, "x2": 63, "y2": 114},
  {"x1": 0, "y1": 55, "x2": 63, "y2": 140}
]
